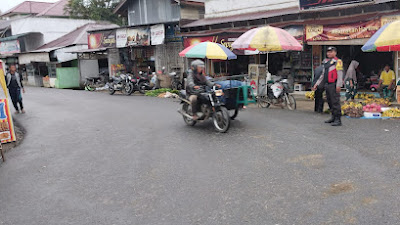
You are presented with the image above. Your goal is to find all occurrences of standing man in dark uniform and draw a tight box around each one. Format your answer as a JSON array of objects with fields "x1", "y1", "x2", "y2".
[
  {"x1": 6, "y1": 64, "x2": 25, "y2": 114},
  {"x1": 313, "y1": 47, "x2": 344, "y2": 126}
]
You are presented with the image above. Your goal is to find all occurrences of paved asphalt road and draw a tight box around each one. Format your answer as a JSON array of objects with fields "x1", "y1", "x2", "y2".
[{"x1": 1, "y1": 87, "x2": 400, "y2": 225}]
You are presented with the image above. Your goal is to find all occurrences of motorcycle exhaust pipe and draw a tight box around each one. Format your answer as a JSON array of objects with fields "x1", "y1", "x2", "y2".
[{"x1": 177, "y1": 109, "x2": 193, "y2": 120}]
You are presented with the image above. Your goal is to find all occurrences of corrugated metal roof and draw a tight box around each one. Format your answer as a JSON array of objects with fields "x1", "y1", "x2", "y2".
[
  {"x1": 182, "y1": 7, "x2": 299, "y2": 28},
  {"x1": 36, "y1": 0, "x2": 70, "y2": 17},
  {"x1": 0, "y1": 32, "x2": 42, "y2": 42},
  {"x1": 1, "y1": 1, "x2": 53, "y2": 17},
  {"x1": 36, "y1": 23, "x2": 119, "y2": 51}
]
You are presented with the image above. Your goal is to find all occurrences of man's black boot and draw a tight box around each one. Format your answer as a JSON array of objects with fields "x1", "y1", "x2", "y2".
[
  {"x1": 325, "y1": 115, "x2": 335, "y2": 123},
  {"x1": 331, "y1": 116, "x2": 342, "y2": 126}
]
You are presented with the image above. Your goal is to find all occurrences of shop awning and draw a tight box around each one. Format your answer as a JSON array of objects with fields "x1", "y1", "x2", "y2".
[
  {"x1": 18, "y1": 52, "x2": 50, "y2": 64},
  {"x1": 307, "y1": 39, "x2": 370, "y2": 46},
  {"x1": 67, "y1": 48, "x2": 108, "y2": 53}
]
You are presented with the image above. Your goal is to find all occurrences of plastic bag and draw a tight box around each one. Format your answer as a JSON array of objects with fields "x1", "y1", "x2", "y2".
[{"x1": 271, "y1": 83, "x2": 283, "y2": 98}]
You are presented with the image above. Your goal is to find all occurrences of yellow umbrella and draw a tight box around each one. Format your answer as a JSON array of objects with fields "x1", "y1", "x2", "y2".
[{"x1": 0, "y1": 60, "x2": 8, "y2": 98}]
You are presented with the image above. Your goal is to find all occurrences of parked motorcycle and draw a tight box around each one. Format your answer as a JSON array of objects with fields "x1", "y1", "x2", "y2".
[
  {"x1": 257, "y1": 78, "x2": 296, "y2": 110},
  {"x1": 178, "y1": 86, "x2": 231, "y2": 133},
  {"x1": 129, "y1": 73, "x2": 149, "y2": 94},
  {"x1": 170, "y1": 72, "x2": 183, "y2": 90},
  {"x1": 108, "y1": 74, "x2": 132, "y2": 95}
]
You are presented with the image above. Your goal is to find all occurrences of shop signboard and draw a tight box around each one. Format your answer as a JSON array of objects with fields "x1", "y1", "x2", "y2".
[
  {"x1": 300, "y1": 0, "x2": 373, "y2": 10},
  {"x1": 0, "y1": 40, "x2": 21, "y2": 54},
  {"x1": 381, "y1": 14, "x2": 400, "y2": 27},
  {"x1": 126, "y1": 27, "x2": 150, "y2": 47},
  {"x1": 184, "y1": 35, "x2": 241, "y2": 50},
  {"x1": 305, "y1": 19, "x2": 380, "y2": 42},
  {"x1": 284, "y1": 25, "x2": 304, "y2": 45},
  {"x1": 88, "y1": 30, "x2": 116, "y2": 49},
  {"x1": 165, "y1": 24, "x2": 183, "y2": 42},
  {"x1": 0, "y1": 61, "x2": 16, "y2": 143},
  {"x1": 151, "y1": 24, "x2": 165, "y2": 45},
  {"x1": 116, "y1": 29, "x2": 127, "y2": 48}
]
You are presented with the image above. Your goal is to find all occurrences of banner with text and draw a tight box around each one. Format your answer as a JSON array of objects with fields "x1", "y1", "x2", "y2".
[
  {"x1": 0, "y1": 40, "x2": 21, "y2": 55},
  {"x1": 151, "y1": 24, "x2": 165, "y2": 45},
  {"x1": 305, "y1": 20, "x2": 380, "y2": 42},
  {"x1": 88, "y1": 30, "x2": 116, "y2": 49}
]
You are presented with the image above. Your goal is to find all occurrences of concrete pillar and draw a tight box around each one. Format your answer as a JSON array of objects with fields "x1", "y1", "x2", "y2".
[{"x1": 107, "y1": 48, "x2": 120, "y2": 77}]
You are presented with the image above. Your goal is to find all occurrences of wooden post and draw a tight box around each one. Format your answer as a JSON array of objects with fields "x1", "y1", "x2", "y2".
[{"x1": 0, "y1": 143, "x2": 4, "y2": 162}]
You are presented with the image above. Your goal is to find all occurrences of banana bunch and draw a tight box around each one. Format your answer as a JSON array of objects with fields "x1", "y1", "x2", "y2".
[
  {"x1": 382, "y1": 108, "x2": 400, "y2": 118},
  {"x1": 363, "y1": 98, "x2": 391, "y2": 107},
  {"x1": 305, "y1": 91, "x2": 315, "y2": 100},
  {"x1": 355, "y1": 93, "x2": 375, "y2": 99},
  {"x1": 342, "y1": 102, "x2": 363, "y2": 117}
]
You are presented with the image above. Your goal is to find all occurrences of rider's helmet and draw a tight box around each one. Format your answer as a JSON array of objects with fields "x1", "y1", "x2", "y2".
[{"x1": 191, "y1": 60, "x2": 205, "y2": 72}]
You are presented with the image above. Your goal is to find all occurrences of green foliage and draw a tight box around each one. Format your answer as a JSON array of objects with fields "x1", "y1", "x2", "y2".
[
  {"x1": 145, "y1": 88, "x2": 179, "y2": 97},
  {"x1": 65, "y1": 0, "x2": 123, "y2": 25}
]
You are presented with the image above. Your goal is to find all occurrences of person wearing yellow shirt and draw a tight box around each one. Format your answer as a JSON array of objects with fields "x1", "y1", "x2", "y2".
[{"x1": 378, "y1": 64, "x2": 396, "y2": 99}]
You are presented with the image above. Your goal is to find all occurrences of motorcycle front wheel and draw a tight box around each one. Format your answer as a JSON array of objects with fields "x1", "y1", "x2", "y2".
[
  {"x1": 182, "y1": 103, "x2": 196, "y2": 126},
  {"x1": 213, "y1": 107, "x2": 230, "y2": 133},
  {"x1": 258, "y1": 96, "x2": 270, "y2": 108},
  {"x1": 109, "y1": 86, "x2": 116, "y2": 95},
  {"x1": 138, "y1": 82, "x2": 148, "y2": 94},
  {"x1": 285, "y1": 94, "x2": 296, "y2": 110}
]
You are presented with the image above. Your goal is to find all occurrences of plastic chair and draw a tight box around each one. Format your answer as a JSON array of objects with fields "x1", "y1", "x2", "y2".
[
  {"x1": 294, "y1": 84, "x2": 303, "y2": 91},
  {"x1": 236, "y1": 85, "x2": 256, "y2": 106}
]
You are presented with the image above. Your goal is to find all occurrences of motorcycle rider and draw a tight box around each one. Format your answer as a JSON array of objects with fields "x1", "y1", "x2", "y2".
[{"x1": 186, "y1": 60, "x2": 220, "y2": 120}]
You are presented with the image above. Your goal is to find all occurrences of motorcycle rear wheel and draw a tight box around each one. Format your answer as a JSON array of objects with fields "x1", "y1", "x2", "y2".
[
  {"x1": 285, "y1": 94, "x2": 296, "y2": 110},
  {"x1": 213, "y1": 107, "x2": 230, "y2": 133},
  {"x1": 258, "y1": 96, "x2": 270, "y2": 108}
]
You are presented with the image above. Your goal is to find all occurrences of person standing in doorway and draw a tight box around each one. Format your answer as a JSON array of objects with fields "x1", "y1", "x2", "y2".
[
  {"x1": 313, "y1": 47, "x2": 344, "y2": 126},
  {"x1": 344, "y1": 60, "x2": 359, "y2": 101},
  {"x1": 378, "y1": 64, "x2": 395, "y2": 99},
  {"x1": 6, "y1": 64, "x2": 25, "y2": 114},
  {"x1": 312, "y1": 65, "x2": 324, "y2": 113}
]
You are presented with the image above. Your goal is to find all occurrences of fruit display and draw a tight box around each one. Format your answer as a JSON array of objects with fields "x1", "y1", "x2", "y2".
[
  {"x1": 363, "y1": 98, "x2": 391, "y2": 107},
  {"x1": 382, "y1": 108, "x2": 400, "y2": 118},
  {"x1": 363, "y1": 103, "x2": 382, "y2": 113},
  {"x1": 355, "y1": 93, "x2": 375, "y2": 99},
  {"x1": 305, "y1": 91, "x2": 315, "y2": 100},
  {"x1": 341, "y1": 102, "x2": 363, "y2": 118}
]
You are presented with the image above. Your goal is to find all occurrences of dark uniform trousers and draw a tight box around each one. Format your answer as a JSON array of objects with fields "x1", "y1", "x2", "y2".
[
  {"x1": 314, "y1": 87, "x2": 324, "y2": 113},
  {"x1": 325, "y1": 83, "x2": 341, "y2": 117}
]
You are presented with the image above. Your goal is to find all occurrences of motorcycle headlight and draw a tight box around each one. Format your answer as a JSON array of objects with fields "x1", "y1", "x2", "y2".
[{"x1": 215, "y1": 90, "x2": 224, "y2": 97}]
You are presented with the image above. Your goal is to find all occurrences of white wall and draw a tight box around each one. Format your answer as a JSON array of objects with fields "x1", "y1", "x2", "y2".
[
  {"x1": 11, "y1": 17, "x2": 94, "y2": 44},
  {"x1": 204, "y1": 0, "x2": 299, "y2": 18},
  {"x1": 79, "y1": 60, "x2": 99, "y2": 85}
]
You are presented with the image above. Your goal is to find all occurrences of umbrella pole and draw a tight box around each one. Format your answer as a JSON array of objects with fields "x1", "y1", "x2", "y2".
[{"x1": 266, "y1": 51, "x2": 269, "y2": 73}]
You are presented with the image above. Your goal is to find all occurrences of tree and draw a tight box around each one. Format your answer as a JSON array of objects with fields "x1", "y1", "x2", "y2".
[{"x1": 65, "y1": 0, "x2": 122, "y2": 25}]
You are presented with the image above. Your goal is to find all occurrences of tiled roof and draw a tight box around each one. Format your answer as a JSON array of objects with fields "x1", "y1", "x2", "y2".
[
  {"x1": 37, "y1": 0, "x2": 70, "y2": 17},
  {"x1": 1, "y1": 1, "x2": 53, "y2": 17},
  {"x1": 36, "y1": 22, "x2": 119, "y2": 50}
]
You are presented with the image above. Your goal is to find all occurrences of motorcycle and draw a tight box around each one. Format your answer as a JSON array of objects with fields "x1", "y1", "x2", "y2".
[
  {"x1": 170, "y1": 72, "x2": 183, "y2": 90},
  {"x1": 129, "y1": 73, "x2": 149, "y2": 94},
  {"x1": 178, "y1": 86, "x2": 231, "y2": 133},
  {"x1": 257, "y1": 78, "x2": 296, "y2": 110},
  {"x1": 108, "y1": 74, "x2": 133, "y2": 95}
]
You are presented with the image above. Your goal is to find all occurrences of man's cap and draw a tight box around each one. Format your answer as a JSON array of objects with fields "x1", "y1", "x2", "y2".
[
  {"x1": 191, "y1": 59, "x2": 205, "y2": 68},
  {"x1": 327, "y1": 46, "x2": 337, "y2": 51}
]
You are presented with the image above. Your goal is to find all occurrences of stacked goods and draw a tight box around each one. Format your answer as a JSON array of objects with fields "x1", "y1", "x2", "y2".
[
  {"x1": 355, "y1": 93, "x2": 375, "y2": 99},
  {"x1": 305, "y1": 91, "x2": 315, "y2": 100},
  {"x1": 363, "y1": 98, "x2": 391, "y2": 107},
  {"x1": 363, "y1": 103, "x2": 382, "y2": 113},
  {"x1": 382, "y1": 108, "x2": 400, "y2": 118},
  {"x1": 342, "y1": 102, "x2": 363, "y2": 118}
]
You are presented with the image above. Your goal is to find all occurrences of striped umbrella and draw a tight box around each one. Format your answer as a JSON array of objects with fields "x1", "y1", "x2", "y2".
[
  {"x1": 362, "y1": 20, "x2": 400, "y2": 52},
  {"x1": 232, "y1": 26, "x2": 303, "y2": 52},
  {"x1": 179, "y1": 42, "x2": 237, "y2": 60}
]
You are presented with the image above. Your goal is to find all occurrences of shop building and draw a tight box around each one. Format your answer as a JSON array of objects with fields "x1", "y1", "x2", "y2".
[
  {"x1": 87, "y1": 0, "x2": 205, "y2": 79},
  {"x1": 181, "y1": 0, "x2": 400, "y2": 91}
]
